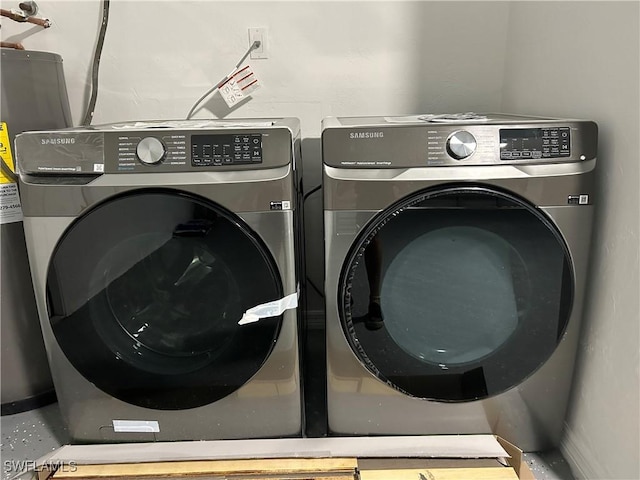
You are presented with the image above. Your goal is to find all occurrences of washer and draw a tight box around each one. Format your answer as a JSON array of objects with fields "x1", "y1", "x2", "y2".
[
  {"x1": 16, "y1": 118, "x2": 303, "y2": 442},
  {"x1": 322, "y1": 113, "x2": 597, "y2": 451}
]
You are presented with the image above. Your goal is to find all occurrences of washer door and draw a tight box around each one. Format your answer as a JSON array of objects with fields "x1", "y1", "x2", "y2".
[
  {"x1": 339, "y1": 186, "x2": 574, "y2": 402},
  {"x1": 47, "y1": 190, "x2": 283, "y2": 410}
]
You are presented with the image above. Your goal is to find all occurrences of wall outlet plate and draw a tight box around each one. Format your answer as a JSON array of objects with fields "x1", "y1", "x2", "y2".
[{"x1": 249, "y1": 27, "x2": 268, "y2": 59}]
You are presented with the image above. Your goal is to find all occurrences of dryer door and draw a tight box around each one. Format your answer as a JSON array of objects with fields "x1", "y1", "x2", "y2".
[
  {"x1": 47, "y1": 190, "x2": 284, "y2": 410},
  {"x1": 339, "y1": 186, "x2": 574, "y2": 402}
]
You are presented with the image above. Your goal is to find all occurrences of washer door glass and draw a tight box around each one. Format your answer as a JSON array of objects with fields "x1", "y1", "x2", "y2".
[
  {"x1": 47, "y1": 190, "x2": 283, "y2": 410},
  {"x1": 340, "y1": 186, "x2": 573, "y2": 402}
]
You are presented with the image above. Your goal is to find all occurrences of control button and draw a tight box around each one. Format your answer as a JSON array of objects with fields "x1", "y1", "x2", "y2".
[
  {"x1": 446, "y1": 131, "x2": 477, "y2": 160},
  {"x1": 234, "y1": 153, "x2": 242, "y2": 161},
  {"x1": 242, "y1": 153, "x2": 251, "y2": 161},
  {"x1": 511, "y1": 151, "x2": 521, "y2": 158},
  {"x1": 501, "y1": 151, "x2": 512, "y2": 159},
  {"x1": 521, "y1": 151, "x2": 531, "y2": 158},
  {"x1": 242, "y1": 136, "x2": 250, "y2": 143},
  {"x1": 136, "y1": 137, "x2": 166, "y2": 165},
  {"x1": 251, "y1": 135, "x2": 261, "y2": 145},
  {"x1": 234, "y1": 136, "x2": 241, "y2": 143},
  {"x1": 550, "y1": 130, "x2": 559, "y2": 137}
]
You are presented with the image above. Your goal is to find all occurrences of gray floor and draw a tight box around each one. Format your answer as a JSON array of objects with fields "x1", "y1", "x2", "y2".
[{"x1": 1, "y1": 403, "x2": 575, "y2": 480}]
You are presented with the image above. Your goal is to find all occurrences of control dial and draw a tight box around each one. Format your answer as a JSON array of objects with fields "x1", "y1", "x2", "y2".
[
  {"x1": 446, "y1": 131, "x2": 477, "y2": 160},
  {"x1": 136, "y1": 137, "x2": 166, "y2": 165}
]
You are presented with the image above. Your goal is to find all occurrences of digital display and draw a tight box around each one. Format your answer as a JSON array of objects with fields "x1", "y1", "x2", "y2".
[{"x1": 500, "y1": 128, "x2": 570, "y2": 160}]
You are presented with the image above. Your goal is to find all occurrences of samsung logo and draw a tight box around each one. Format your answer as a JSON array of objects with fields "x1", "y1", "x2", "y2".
[
  {"x1": 41, "y1": 138, "x2": 76, "y2": 145},
  {"x1": 350, "y1": 131, "x2": 384, "y2": 139}
]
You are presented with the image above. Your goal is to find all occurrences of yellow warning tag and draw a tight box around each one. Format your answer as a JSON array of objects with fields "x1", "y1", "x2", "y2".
[{"x1": 0, "y1": 122, "x2": 17, "y2": 184}]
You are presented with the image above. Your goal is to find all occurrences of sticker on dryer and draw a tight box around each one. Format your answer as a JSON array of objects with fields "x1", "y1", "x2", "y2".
[
  {"x1": 238, "y1": 290, "x2": 299, "y2": 325},
  {"x1": 112, "y1": 420, "x2": 160, "y2": 433},
  {"x1": 270, "y1": 200, "x2": 291, "y2": 210}
]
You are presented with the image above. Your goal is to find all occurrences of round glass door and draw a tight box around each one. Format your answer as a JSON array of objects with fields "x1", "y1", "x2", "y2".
[
  {"x1": 47, "y1": 190, "x2": 283, "y2": 410},
  {"x1": 339, "y1": 186, "x2": 573, "y2": 402}
]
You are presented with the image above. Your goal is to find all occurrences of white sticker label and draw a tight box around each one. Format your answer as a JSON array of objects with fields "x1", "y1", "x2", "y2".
[
  {"x1": 238, "y1": 291, "x2": 299, "y2": 325},
  {"x1": 281, "y1": 200, "x2": 291, "y2": 210},
  {"x1": 0, "y1": 183, "x2": 23, "y2": 224},
  {"x1": 94, "y1": 163, "x2": 104, "y2": 173},
  {"x1": 219, "y1": 65, "x2": 260, "y2": 108},
  {"x1": 579, "y1": 194, "x2": 589, "y2": 205},
  {"x1": 112, "y1": 420, "x2": 160, "y2": 433}
]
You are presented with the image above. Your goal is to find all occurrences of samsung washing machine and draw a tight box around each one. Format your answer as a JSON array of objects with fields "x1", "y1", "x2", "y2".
[
  {"x1": 322, "y1": 113, "x2": 597, "y2": 451},
  {"x1": 16, "y1": 118, "x2": 303, "y2": 442}
]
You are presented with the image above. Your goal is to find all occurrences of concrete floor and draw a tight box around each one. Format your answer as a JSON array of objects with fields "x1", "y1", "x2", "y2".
[{"x1": 1, "y1": 402, "x2": 575, "y2": 480}]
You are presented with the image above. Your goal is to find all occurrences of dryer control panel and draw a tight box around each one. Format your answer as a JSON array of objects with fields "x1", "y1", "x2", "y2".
[
  {"x1": 499, "y1": 127, "x2": 570, "y2": 160},
  {"x1": 322, "y1": 116, "x2": 597, "y2": 168}
]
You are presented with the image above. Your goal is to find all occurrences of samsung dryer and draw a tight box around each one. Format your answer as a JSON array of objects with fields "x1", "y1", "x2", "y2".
[
  {"x1": 322, "y1": 113, "x2": 597, "y2": 451},
  {"x1": 16, "y1": 118, "x2": 303, "y2": 442}
]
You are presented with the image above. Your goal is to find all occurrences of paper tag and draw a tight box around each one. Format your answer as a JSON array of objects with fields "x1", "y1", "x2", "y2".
[
  {"x1": 0, "y1": 122, "x2": 17, "y2": 184},
  {"x1": 0, "y1": 122, "x2": 24, "y2": 224},
  {"x1": 239, "y1": 290, "x2": 299, "y2": 325},
  {"x1": 219, "y1": 65, "x2": 260, "y2": 108},
  {"x1": 113, "y1": 420, "x2": 160, "y2": 433}
]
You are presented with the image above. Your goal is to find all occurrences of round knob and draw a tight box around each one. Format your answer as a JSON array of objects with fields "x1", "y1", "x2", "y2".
[
  {"x1": 446, "y1": 131, "x2": 477, "y2": 160},
  {"x1": 136, "y1": 137, "x2": 166, "y2": 165}
]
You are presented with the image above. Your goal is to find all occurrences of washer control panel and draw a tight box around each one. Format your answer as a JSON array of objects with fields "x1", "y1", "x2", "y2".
[
  {"x1": 191, "y1": 134, "x2": 262, "y2": 166},
  {"x1": 500, "y1": 127, "x2": 570, "y2": 160},
  {"x1": 104, "y1": 129, "x2": 291, "y2": 173}
]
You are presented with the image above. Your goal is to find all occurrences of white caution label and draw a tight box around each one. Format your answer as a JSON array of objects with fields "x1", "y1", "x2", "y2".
[{"x1": 218, "y1": 65, "x2": 260, "y2": 108}]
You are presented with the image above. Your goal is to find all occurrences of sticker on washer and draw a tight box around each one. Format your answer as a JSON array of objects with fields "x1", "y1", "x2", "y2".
[
  {"x1": 0, "y1": 122, "x2": 24, "y2": 224},
  {"x1": 112, "y1": 420, "x2": 160, "y2": 433},
  {"x1": 568, "y1": 194, "x2": 590, "y2": 205},
  {"x1": 270, "y1": 200, "x2": 291, "y2": 210},
  {"x1": 238, "y1": 291, "x2": 299, "y2": 325}
]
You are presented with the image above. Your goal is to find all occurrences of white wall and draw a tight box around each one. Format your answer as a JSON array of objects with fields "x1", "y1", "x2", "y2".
[
  {"x1": 502, "y1": 2, "x2": 640, "y2": 479},
  {"x1": 2, "y1": 0, "x2": 509, "y2": 311}
]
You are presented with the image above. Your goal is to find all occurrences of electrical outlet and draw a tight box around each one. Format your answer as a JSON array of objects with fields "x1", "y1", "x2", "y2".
[{"x1": 248, "y1": 27, "x2": 268, "y2": 59}]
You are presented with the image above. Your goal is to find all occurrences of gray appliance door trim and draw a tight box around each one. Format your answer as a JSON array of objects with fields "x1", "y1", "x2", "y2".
[
  {"x1": 323, "y1": 161, "x2": 595, "y2": 210},
  {"x1": 19, "y1": 165, "x2": 294, "y2": 217}
]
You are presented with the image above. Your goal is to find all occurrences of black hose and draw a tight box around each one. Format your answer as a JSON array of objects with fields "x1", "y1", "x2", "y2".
[{"x1": 81, "y1": 0, "x2": 110, "y2": 126}]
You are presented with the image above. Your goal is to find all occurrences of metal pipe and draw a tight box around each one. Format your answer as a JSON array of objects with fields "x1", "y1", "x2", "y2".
[{"x1": 0, "y1": 8, "x2": 50, "y2": 28}]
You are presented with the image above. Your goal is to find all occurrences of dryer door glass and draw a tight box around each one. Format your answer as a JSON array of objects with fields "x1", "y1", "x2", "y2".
[
  {"x1": 47, "y1": 190, "x2": 284, "y2": 410},
  {"x1": 339, "y1": 186, "x2": 573, "y2": 401}
]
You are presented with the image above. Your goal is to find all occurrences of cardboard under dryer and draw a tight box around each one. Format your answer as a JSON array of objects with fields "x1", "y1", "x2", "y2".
[{"x1": 15, "y1": 435, "x2": 535, "y2": 479}]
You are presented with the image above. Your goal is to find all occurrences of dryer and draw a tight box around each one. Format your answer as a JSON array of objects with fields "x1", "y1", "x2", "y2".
[
  {"x1": 16, "y1": 118, "x2": 303, "y2": 442},
  {"x1": 322, "y1": 113, "x2": 597, "y2": 451}
]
